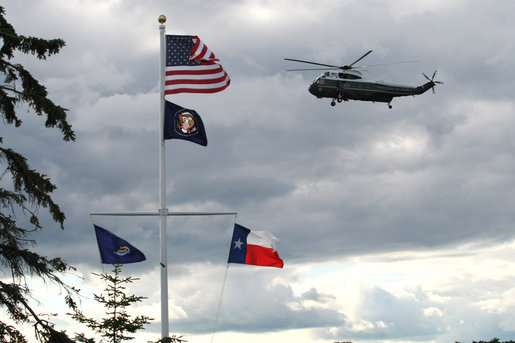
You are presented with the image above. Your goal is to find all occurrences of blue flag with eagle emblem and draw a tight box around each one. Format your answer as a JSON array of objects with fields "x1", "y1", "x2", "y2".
[
  {"x1": 94, "y1": 225, "x2": 146, "y2": 264},
  {"x1": 164, "y1": 100, "x2": 207, "y2": 146}
]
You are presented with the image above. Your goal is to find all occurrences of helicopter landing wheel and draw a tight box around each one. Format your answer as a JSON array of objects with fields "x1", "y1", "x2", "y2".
[
  {"x1": 388, "y1": 103, "x2": 392, "y2": 109},
  {"x1": 331, "y1": 100, "x2": 336, "y2": 106}
]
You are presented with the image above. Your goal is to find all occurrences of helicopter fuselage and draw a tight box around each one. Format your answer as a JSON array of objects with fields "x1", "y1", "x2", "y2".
[{"x1": 308, "y1": 71, "x2": 435, "y2": 107}]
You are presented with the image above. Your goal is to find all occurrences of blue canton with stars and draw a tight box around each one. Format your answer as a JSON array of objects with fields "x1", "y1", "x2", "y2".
[{"x1": 166, "y1": 35, "x2": 202, "y2": 67}]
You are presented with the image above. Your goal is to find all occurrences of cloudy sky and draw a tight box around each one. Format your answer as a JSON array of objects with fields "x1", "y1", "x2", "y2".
[{"x1": 3, "y1": 0, "x2": 515, "y2": 342}]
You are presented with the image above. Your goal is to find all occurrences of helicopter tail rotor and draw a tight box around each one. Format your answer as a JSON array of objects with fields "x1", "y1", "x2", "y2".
[{"x1": 423, "y1": 71, "x2": 443, "y2": 93}]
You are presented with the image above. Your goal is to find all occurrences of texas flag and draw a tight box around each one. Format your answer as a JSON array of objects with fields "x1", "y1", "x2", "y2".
[{"x1": 227, "y1": 223, "x2": 284, "y2": 268}]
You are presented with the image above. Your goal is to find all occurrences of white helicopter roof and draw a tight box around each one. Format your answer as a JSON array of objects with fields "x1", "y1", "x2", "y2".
[{"x1": 322, "y1": 70, "x2": 363, "y2": 80}]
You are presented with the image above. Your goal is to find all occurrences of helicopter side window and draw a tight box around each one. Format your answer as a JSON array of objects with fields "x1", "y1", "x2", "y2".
[{"x1": 338, "y1": 73, "x2": 360, "y2": 80}]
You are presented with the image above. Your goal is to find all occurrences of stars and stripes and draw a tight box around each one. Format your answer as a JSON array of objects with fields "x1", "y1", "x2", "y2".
[{"x1": 164, "y1": 35, "x2": 230, "y2": 94}]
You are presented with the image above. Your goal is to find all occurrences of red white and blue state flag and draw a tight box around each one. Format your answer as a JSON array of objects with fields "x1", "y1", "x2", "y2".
[
  {"x1": 228, "y1": 223, "x2": 284, "y2": 268},
  {"x1": 164, "y1": 35, "x2": 230, "y2": 94}
]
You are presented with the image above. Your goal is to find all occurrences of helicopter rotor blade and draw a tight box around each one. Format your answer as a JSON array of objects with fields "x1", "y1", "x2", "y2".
[
  {"x1": 284, "y1": 58, "x2": 340, "y2": 69},
  {"x1": 286, "y1": 67, "x2": 341, "y2": 71},
  {"x1": 285, "y1": 51, "x2": 374, "y2": 71},
  {"x1": 346, "y1": 50, "x2": 373, "y2": 69},
  {"x1": 285, "y1": 51, "x2": 417, "y2": 73},
  {"x1": 354, "y1": 60, "x2": 419, "y2": 69}
]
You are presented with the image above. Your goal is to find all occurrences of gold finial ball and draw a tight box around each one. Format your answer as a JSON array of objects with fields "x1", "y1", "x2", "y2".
[{"x1": 158, "y1": 15, "x2": 166, "y2": 24}]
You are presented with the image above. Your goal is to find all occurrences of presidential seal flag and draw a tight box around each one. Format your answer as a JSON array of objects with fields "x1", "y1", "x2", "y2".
[
  {"x1": 94, "y1": 225, "x2": 146, "y2": 264},
  {"x1": 164, "y1": 100, "x2": 207, "y2": 146}
]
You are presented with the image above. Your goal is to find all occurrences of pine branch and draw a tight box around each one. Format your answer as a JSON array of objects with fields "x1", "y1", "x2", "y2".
[
  {"x1": 0, "y1": 60, "x2": 75, "y2": 141},
  {"x1": 0, "y1": 146, "x2": 66, "y2": 228}
]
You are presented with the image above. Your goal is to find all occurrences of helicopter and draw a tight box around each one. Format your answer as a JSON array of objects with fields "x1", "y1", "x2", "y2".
[{"x1": 285, "y1": 50, "x2": 442, "y2": 108}]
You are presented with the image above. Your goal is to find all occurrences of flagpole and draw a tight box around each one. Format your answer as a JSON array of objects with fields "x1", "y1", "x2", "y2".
[{"x1": 158, "y1": 14, "x2": 169, "y2": 339}]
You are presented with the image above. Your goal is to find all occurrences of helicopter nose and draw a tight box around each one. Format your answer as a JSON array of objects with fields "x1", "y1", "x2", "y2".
[{"x1": 308, "y1": 83, "x2": 317, "y2": 95}]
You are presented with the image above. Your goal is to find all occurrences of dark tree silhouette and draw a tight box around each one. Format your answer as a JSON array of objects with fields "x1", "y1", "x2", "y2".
[{"x1": 1, "y1": 5, "x2": 76, "y2": 342}]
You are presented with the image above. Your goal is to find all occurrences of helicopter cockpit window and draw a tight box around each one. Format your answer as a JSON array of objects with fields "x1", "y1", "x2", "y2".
[{"x1": 315, "y1": 76, "x2": 325, "y2": 85}]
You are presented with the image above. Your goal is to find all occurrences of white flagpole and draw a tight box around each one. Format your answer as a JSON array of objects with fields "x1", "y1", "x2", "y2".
[
  {"x1": 158, "y1": 14, "x2": 169, "y2": 339},
  {"x1": 88, "y1": 17, "x2": 235, "y2": 340}
]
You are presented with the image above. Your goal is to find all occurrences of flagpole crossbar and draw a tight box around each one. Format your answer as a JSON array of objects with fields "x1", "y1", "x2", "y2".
[
  {"x1": 90, "y1": 208, "x2": 236, "y2": 339},
  {"x1": 90, "y1": 211, "x2": 237, "y2": 217}
]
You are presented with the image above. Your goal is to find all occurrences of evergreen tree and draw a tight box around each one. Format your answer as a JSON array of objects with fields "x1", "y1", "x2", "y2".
[
  {"x1": 0, "y1": 5, "x2": 76, "y2": 342},
  {"x1": 68, "y1": 264, "x2": 187, "y2": 343},
  {"x1": 68, "y1": 264, "x2": 153, "y2": 343}
]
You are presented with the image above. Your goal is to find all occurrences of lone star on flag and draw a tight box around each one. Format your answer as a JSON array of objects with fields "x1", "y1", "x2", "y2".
[{"x1": 234, "y1": 238, "x2": 243, "y2": 249}]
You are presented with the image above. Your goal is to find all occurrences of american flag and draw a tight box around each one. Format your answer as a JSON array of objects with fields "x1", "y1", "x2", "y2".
[{"x1": 164, "y1": 35, "x2": 230, "y2": 94}]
